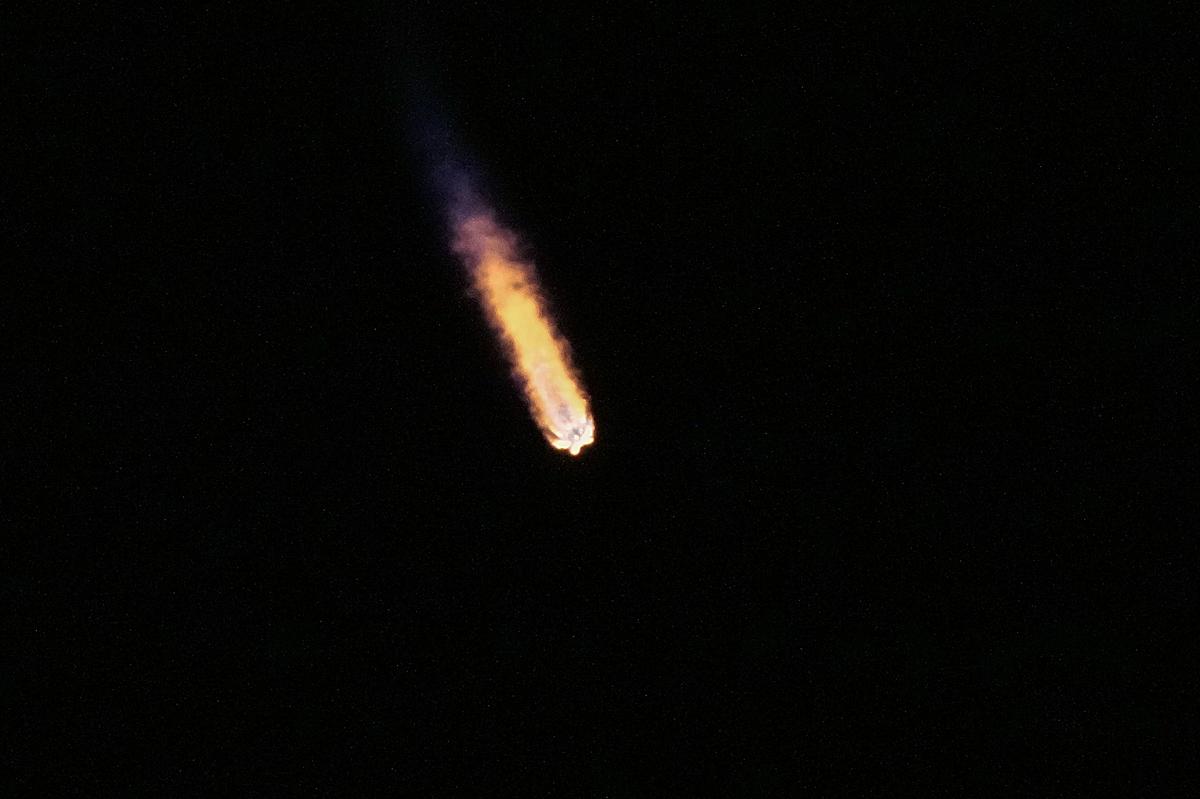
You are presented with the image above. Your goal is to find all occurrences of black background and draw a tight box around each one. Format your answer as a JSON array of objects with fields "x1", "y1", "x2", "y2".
[{"x1": 8, "y1": 2, "x2": 1197, "y2": 794}]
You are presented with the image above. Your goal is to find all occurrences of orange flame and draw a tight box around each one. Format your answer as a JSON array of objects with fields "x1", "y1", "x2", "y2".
[{"x1": 452, "y1": 210, "x2": 595, "y2": 455}]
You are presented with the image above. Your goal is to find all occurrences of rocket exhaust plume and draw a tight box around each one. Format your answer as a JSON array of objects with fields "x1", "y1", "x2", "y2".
[
  {"x1": 407, "y1": 93, "x2": 594, "y2": 454},
  {"x1": 428, "y1": 160, "x2": 595, "y2": 455}
]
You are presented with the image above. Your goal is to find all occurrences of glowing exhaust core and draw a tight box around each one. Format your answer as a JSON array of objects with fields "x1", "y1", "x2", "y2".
[{"x1": 451, "y1": 209, "x2": 595, "y2": 455}]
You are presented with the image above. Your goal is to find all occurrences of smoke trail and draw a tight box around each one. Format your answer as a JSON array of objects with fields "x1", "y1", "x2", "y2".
[{"x1": 411, "y1": 102, "x2": 595, "y2": 455}]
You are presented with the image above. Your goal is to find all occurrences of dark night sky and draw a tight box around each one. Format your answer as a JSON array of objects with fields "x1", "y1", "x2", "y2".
[{"x1": 7, "y1": 2, "x2": 1196, "y2": 794}]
